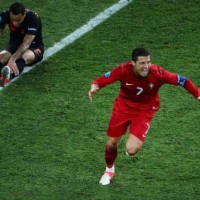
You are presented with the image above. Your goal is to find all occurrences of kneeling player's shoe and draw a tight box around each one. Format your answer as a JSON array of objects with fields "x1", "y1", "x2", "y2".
[
  {"x1": 1, "y1": 65, "x2": 11, "y2": 86},
  {"x1": 99, "y1": 171, "x2": 115, "y2": 185}
]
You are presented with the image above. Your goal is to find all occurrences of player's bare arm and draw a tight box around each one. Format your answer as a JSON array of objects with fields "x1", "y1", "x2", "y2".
[
  {"x1": 88, "y1": 84, "x2": 99, "y2": 101},
  {"x1": 8, "y1": 34, "x2": 35, "y2": 75}
]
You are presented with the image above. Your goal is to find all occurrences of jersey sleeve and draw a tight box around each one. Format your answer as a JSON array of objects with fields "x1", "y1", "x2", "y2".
[
  {"x1": 92, "y1": 65, "x2": 123, "y2": 88},
  {"x1": 158, "y1": 67, "x2": 178, "y2": 85},
  {"x1": 161, "y1": 67, "x2": 200, "y2": 99}
]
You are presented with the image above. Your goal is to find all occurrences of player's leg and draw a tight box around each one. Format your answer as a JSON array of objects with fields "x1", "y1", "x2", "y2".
[
  {"x1": 19, "y1": 46, "x2": 44, "y2": 73},
  {"x1": 0, "y1": 40, "x2": 20, "y2": 70},
  {"x1": 105, "y1": 136, "x2": 121, "y2": 168},
  {"x1": 99, "y1": 136, "x2": 121, "y2": 185},
  {"x1": 126, "y1": 134, "x2": 143, "y2": 156},
  {"x1": 126, "y1": 112, "x2": 154, "y2": 156},
  {"x1": 1, "y1": 46, "x2": 44, "y2": 86},
  {"x1": 0, "y1": 50, "x2": 12, "y2": 70},
  {"x1": 12, "y1": 49, "x2": 36, "y2": 74},
  {"x1": 1, "y1": 52, "x2": 26, "y2": 86},
  {"x1": 99, "y1": 106, "x2": 129, "y2": 185},
  {"x1": 0, "y1": 51, "x2": 12, "y2": 83},
  {"x1": 0, "y1": 42, "x2": 20, "y2": 85}
]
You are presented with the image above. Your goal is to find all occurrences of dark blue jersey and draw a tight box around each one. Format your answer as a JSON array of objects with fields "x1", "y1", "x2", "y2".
[{"x1": 0, "y1": 9, "x2": 43, "y2": 46}]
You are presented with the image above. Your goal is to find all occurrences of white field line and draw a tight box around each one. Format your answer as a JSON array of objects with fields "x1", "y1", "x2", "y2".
[{"x1": 0, "y1": 0, "x2": 132, "y2": 90}]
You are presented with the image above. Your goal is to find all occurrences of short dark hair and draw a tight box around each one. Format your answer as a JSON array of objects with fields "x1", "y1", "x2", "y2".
[
  {"x1": 10, "y1": 2, "x2": 25, "y2": 15},
  {"x1": 132, "y1": 48, "x2": 150, "y2": 62}
]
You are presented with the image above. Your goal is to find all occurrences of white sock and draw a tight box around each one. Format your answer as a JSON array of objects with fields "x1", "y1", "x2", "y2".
[{"x1": 106, "y1": 165, "x2": 115, "y2": 173}]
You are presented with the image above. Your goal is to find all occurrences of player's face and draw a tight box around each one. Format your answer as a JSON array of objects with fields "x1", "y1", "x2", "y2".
[
  {"x1": 132, "y1": 56, "x2": 151, "y2": 77},
  {"x1": 10, "y1": 12, "x2": 26, "y2": 27}
]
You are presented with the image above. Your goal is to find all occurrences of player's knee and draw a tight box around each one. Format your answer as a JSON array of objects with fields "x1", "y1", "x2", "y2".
[
  {"x1": 126, "y1": 144, "x2": 142, "y2": 156},
  {"x1": 107, "y1": 140, "x2": 118, "y2": 149},
  {"x1": 106, "y1": 137, "x2": 120, "y2": 150},
  {"x1": 0, "y1": 52, "x2": 11, "y2": 64}
]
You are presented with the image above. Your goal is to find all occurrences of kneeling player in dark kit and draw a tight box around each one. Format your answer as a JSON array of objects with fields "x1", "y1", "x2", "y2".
[{"x1": 0, "y1": 2, "x2": 44, "y2": 86}]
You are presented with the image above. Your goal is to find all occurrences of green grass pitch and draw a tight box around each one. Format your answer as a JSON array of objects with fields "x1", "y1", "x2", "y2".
[{"x1": 0, "y1": 0, "x2": 200, "y2": 199}]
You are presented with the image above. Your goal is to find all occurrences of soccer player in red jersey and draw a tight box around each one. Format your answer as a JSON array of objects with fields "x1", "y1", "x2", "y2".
[{"x1": 88, "y1": 47, "x2": 200, "y2": 185}]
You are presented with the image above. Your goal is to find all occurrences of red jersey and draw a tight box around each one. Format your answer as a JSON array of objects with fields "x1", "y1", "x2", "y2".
[{"x1": 92, "y1": 61, "x2": 200, "y2": 112}]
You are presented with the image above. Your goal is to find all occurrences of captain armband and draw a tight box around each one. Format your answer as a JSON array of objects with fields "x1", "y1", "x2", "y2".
[{"x1": 177, "y1": 75, "x2": 187, "y2": 87}]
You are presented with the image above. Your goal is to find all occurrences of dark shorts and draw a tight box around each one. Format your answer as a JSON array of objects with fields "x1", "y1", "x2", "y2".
[
  {"x1": 6, "y1": 39, "x2": 44, "y2": 66},
  {"x1": 27, "y1": 46, "x2": 44, "y2": 66}
]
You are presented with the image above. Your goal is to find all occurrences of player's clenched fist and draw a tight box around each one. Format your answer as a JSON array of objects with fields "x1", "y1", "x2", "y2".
[{"x1": 88, "y1": 84, "x2": 99, "y2": 101}]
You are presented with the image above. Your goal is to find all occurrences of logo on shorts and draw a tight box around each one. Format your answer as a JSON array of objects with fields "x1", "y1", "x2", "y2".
[
  {"x1": 142, "y1": 123, "x2": 150, "y2": 138},
  {"x1": 34, "y1": 48, "x2": 42, "y2": 55}
]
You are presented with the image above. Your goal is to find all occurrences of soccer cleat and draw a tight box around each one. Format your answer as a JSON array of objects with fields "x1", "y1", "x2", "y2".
[
  {"x1": 1, "y1": 65, "x2": 11, "y2": 86},
  {"x1": 99, "y1": 171, "x2": 115, "y2": 185}
]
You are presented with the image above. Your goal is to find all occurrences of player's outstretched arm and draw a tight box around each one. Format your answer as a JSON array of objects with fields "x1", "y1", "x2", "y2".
[
  {"x1": 197, "y1": 96, "x2": 200, "y2": 101},
  {"x1": 88, "y1": 84, "x2": 99, "y2": 101}
]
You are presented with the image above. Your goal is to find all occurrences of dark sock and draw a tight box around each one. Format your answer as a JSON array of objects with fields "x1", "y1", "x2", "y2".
[
  {"x1": 105, "y1": 144, "x2": 118, "y2": 168},
  {"x1": 16, "y1": 58, "x2": 26, "y2": 74},
  {"x1": 10, "y1": 72, "x2": 15, "y2": 79},
  {"x1": 0, "y1": 63, "x2": 3, "y2": 72}
]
